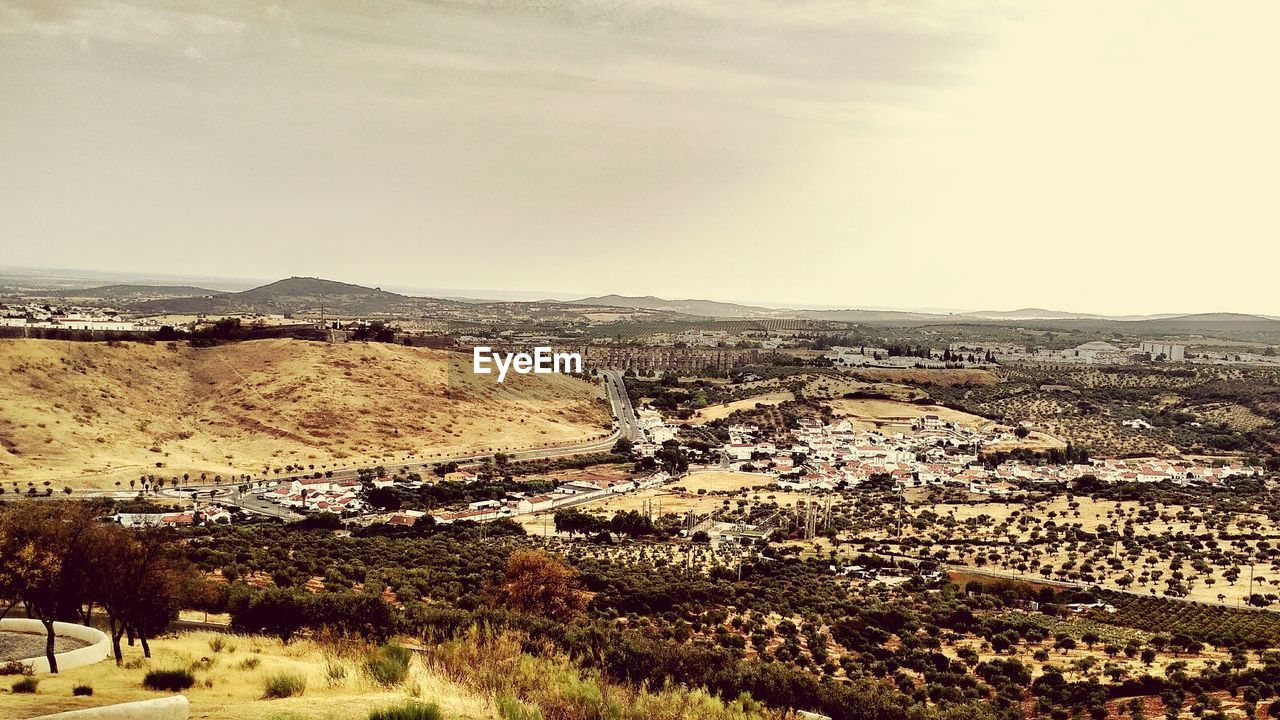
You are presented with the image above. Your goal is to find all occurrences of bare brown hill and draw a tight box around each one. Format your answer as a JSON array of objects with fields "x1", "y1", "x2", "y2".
[{"x1": 0, "y1": 339, "x2": 609, "y2": 488}]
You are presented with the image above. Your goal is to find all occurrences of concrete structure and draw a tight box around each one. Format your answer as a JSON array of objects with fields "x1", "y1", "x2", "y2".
[
  {"x1": 1140, "y1": 341, "x2": 1187, "y2": 361},
  {"x1": 0, "y1": 618, "x2": 111, "y2": 673},
  {"x1": 30, "y1": 696, "x2": 189, "y2": 720}
]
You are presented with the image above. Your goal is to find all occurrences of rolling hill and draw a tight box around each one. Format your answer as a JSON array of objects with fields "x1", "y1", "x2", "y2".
[
  {"x1": 568, "y1": 294, "x2": 777, "y2": 318},
  {"x1": 54, "y1": 284, "x2": 225, "y2": 300},
  {"x1": 127, "y1": 276, "x2": 425, "y2": 315},
  {"x1": 0, "y1": 339, "x2": 609, "y2": 487}
]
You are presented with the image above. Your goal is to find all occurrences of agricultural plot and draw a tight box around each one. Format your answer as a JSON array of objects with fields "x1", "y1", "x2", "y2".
[{"x1": 859, "y1": 495, "x2": 1280, "y2": 608}]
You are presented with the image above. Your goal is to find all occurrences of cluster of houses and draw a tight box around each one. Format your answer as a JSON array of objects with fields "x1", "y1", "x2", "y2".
[
  {"x1": 930, "y1": 338, "x2": 1280, "y2": 369},
  {"x1": 825, "y1": 346, "x2": 997, "y2": 369},
  {"x1": 635, "y1": 407, "x2": 678, "y2": 446},
  {"x1": 827, "y1": 340, "x2": 1199, "y2": 368},
  {"x1": 0, "y1": 303, "x2": 159, "y2": 332},
  {"x1": 383, "y1": 472, "x2": 672, "y2": 527},
  {"x1": 647, "y1": 329, "x2": 785, "y2": 350},
  {"x1": 722, "y1": 416, "x2": 1263, "y2": 496},
  {"x1": 110, "y1": 501, "x2": 232, "y2": 528},
  {"x1": 1012, "y1": 341, "x2": 1194, "y2": 366},
  {"x1": 259, "y1": 476, "x2": 368, "y2": 514}
]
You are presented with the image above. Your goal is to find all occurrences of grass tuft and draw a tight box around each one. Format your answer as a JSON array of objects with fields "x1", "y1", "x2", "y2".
[
  {"x1": 142, "y1": 668, "x2": 195, "y2": 692},
  {"x1": 496, "y1": 692, "x2": 544, "y2": 720},
  {"x1": 364, "y1": 642, "x2": 412, "y2": 687},
  {"x1": 262, "y1": 670, "x2": 307, "y2": 699},
  {"x1": 12, "y1": 676, "x2": 39, "y2": 693},
  {"x1": 367, "y1": 701, "x2": 443, "y2": 720}
]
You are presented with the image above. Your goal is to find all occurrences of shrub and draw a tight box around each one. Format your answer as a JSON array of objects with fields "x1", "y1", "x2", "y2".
[
  {"x1": 12, "y1": 676, "x2": 39, "y2": 693},
  {"x1": 73, "y1": 684, "x2": 94, "y2": 696},
  {"x1": 262, "y1": 671, "x2": 307, "y2": 699},
  {"x1": 367, "y1": 702, "x2": 443, "y2": 720},
  {"x1": 208, "y1": 636, "x2": 227, "y2": 653},
  {"x1": 325, "y1": 657, "x2": 349, "y2": 686},
  {"x1": 143, "y1": 669, "x2": 195, "y2": 692},
  {"x1": 365, "y1": 643, "x2": 412, "y2": 687},
  {"x1": 0, "y1": 660, "x2": 32, "y2": 676},
  {"x1": 496, "y1": 693, "x2": 544, "y2": 720},
  {"x1": 238, "y1": 657, "x2": 262, "y2": 671}
]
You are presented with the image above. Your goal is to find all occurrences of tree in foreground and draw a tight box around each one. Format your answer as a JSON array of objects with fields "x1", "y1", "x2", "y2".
[
  {"x1": 0, "y1": 503, "x2": 97, "y2": 672},
  {"x1": 0, "y1": 502, "x2": 200, "y2": 671},
  {"x1": 490, "y1": 548, "x2": 587, "y2": 621}
]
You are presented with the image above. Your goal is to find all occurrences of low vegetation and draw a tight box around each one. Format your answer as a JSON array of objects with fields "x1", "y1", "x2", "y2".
[
  {"x1": 262, "y1": 670, "x2": 308, "y2": 699},
  {"x1": 366, "y1": 702, "x2": 444, "y2": 720},
  {"x1": 142, "y1": 668, "x2": 196, "y2": 692}
]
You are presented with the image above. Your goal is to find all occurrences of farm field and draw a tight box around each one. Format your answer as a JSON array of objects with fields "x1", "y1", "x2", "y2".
[
  {"x1": 824, "y1": 397, "x2": 992, "y2": 429},
  {"x1": 0, "y1": 339, "x2": 609, "y2": 489},
  {"x1": 821, "y1": 396, "x2": 1064, "y2": 450},
  {"x1": 687, "y1": 392, "x2": 794, "y2": 424},
  {"x1": 515, "y1": 471, "x2": 808, "y2": 536},
  {"x1": 872, "y1": 496, "x2": 1280, "y2": 608},
  {"x1": 848, "y1": 368, "x2": 1001, "y2": 387}
]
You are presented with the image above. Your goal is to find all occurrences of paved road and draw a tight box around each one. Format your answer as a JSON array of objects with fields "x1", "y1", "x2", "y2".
[{"x1": 603, "y1": 370, "x2": 642, "y2": 442}]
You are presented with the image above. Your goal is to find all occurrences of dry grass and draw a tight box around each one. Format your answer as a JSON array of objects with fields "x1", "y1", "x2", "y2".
[
  {"x1": 0, "y1": 632, "x2": 491, "y2": 720},
  {"x1": 0, "y1": 339, "x2": 609, "y2": 488},
  {"x1": 687, "y1": 393, "x2": 794, "y2": 424},
  {"x1": 849, "y1": 368, "x2": 1000, "y2": 387},
  {"x1": 824, "y1": 398, "x2": 990, "y2": 429}
]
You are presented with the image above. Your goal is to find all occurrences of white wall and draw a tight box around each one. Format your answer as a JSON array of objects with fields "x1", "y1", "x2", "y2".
[
  {"x1": 0, "y1": 618, "x2": 111, "y2": 673},
  {"x1": 28, "y1": 696, "x2": 189, "y2": 720}
]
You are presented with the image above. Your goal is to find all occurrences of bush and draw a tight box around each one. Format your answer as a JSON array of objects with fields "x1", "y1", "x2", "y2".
[
  {"x1": 325, "y1": 657, "x2": 349, "y2": 686},
  {"x1": 496, "y1": 693, "x2": 544, "y2": 720},
  {"x1": 262, "y1": 671, "x2": 307, "y2": 699},
  {"x1": 367, "y1": 702, "x2": 443, "y2": 720},
  {"x1": 208, "y1": 636, "x2": 227, "y2": 653},
  {"x1": 12, "y1": 676, "x2": 39, "y2": 693},
  {"x1": 72, "y1": 684, "x2": 94, "y2": 696},
  {"x1": 143, "y1": 669, "x2": 195, "y2": 691},
  {"x1": 0, "y1": 660, "x2": 32, "y2": 676},
  {"x1": 365, "y1": 643, "x2": 412, "y2": 687},
  {"x1": 238, "y1": 657, "x2": 262, "y2": 670}
]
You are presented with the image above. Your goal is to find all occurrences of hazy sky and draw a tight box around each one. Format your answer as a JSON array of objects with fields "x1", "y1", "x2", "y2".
[{"x1": 2, "y1": 1, "x2": 1277, "y2": 314}]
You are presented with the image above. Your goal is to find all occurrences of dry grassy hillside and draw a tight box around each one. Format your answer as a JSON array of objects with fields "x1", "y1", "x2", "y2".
[{"x1": 0, "y1": 340, "x2": 609, "y2": 488}]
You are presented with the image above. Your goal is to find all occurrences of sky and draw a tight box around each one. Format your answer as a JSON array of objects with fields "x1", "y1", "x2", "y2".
[{"x1": 2, "y1": 1, "x2": 1278, "y2": 315}]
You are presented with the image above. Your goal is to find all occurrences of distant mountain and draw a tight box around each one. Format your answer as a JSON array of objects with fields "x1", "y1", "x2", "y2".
[
  {"x1": 55, "y1": 284, "x2": 223, "y2": 300},
  {"x1": 233, "y1": 277, "x2": 402, "y2": 301},
  {"x1": 131, "y1": 277, "x2": 419, "y2": 315},
  {"x1": 1134, "y1": 312, "x2": 1280, "y2": 330},
  {"x1": 960, "y1": 308, "x2": 1187, "y2": 321},
  {"x1": 568, "y1": 294, "x2": 776, "y2": 318},
  {"x1": 793, "y1": 308, "x2": 951, "y2": 324},
  {"x1": 1003, "y1": 312, "x2": 1280, "y2": 342},
  {"x1": 962, "y1": 308, "x2": 1111, "y2": 320}
]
